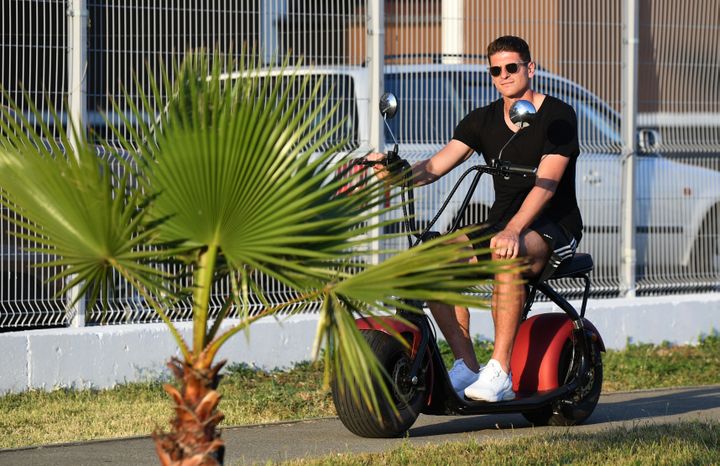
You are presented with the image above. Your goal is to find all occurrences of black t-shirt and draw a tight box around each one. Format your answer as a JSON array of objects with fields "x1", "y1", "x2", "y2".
[{"x1": 452, "y1": 96, "x2": 583, "y2": 241}]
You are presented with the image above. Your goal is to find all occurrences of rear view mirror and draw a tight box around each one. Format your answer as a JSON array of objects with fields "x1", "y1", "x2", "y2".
[
  {"x1": 379, "y1": 93, "x2": 398, "y2": 120},
  {"x1": 509, "y1": 99, "x2": 536, "y2": 128}
]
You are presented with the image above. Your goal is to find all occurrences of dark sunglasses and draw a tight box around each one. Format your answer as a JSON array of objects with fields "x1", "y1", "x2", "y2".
[{"x1": 489, "y1": 62, "x2": 529, "y2": 77}]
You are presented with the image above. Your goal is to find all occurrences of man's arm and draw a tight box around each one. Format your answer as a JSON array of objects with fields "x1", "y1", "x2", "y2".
[
  {"x1": 411, "y1": 140, "x2": 474, "y2": 186},
  {"x1": 490, "y1": 154, "x2": 570, "y2": 258},
  {"x1": 368, "y1": 139, "x2": 474, "y2": 186}
]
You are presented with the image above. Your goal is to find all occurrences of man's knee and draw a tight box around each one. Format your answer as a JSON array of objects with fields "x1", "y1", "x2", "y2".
[{"x1": 518, "y1": 231, "x2": 551, "y2": 277}]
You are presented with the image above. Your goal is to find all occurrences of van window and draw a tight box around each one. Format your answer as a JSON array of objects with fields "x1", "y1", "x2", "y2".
[
  {"x1": 246, "y1": 73, "x2": 360, "y2": 152},
  {"x1": 384, "y1": 72, "x2": 458, "y2": 145},
  {"x1": 99, "y1": 72, "x2": 360, "y2": 152},
  {"x1": 385, "y1": 69, "x2": 621, "y2": 151},
  {"x1": 528, "y1": 75, "x2": 622, "y2": 150}
]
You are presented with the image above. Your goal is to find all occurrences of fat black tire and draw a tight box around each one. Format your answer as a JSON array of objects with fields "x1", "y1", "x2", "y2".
[
  {"x1": 522, "y1": 339, "x2": 603, "y2": 426},
  {"x1": 331, "y1": 330, "x2": 427, "y2": 438}
]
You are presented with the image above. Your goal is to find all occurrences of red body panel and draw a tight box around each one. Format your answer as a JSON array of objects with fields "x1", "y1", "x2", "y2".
[
  {"x1": 355, "y1": 316, "x2": 422, "y2": 358},
  {"x1": 511, "y1": 313, "x2": 604, "y2": 393}
]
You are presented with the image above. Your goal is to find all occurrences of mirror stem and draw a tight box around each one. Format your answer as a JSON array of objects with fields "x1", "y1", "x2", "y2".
[
  {"x1": 382, "y1": 114, "x2": 399, "y2": 147},
  {"x1": 497, "y1": 128, "x2": 522, "y2": 162}
]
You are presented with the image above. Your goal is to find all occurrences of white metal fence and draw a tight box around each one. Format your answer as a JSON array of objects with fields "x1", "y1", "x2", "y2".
[{"x1": 1, "y1": 0, "x2": 718, "y2": 328}]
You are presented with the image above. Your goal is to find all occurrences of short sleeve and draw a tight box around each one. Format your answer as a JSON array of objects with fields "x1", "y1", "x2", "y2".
[
  {"x1": 542, "y1": 102, "x2": 579, "y2": 158},
  {"x1": 452, "y1": 108, "x2": 482, "y2": 149}
]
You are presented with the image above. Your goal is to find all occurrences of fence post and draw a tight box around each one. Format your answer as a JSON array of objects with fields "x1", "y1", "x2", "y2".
[
  {"x1": 620, "y1": 0, "x2": 639, "y2": 297},
  {"x1": 67, "y1": 0, "x2": 88, "y2": 326},
  {"x1": 368, "y1": 0, "x2": 385, "y2": 154},
  {"x1": 367, "y1": 0, "x2": 385, "y2": 265},
  {"x1": 441, "y1": 0, "x2": 464, "y2": 64}
]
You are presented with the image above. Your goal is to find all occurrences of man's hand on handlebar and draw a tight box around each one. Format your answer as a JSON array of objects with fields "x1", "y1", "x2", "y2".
[
  {"x1": 366, "y1": 152, "x2": 391, "y2": 181},
  {"x1": 361, "y1": 152, "x2": 409, "y2": 186}
]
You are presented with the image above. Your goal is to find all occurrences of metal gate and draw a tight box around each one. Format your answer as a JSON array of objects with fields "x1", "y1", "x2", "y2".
[{"x1": 1, "y1": 0, "x2": 719, "y2": 328}]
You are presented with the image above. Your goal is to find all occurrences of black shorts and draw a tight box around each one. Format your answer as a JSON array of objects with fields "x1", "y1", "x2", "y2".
[{"x1": 465, "y1": 215, "x2": 578, "y2": 279}]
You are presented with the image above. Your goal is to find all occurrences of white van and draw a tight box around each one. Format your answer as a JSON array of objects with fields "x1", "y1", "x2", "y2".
[{"x1": 315, "y1": 63, "x2": 720, "y2": 288}]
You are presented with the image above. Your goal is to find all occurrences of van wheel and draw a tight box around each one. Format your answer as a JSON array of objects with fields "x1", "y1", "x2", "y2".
[
  {"x1": 331, "y1": 330, "x2": 428, "y2": 438},
  {"x1": 522, "y1": 340, "x2": 603, "y2": 426}
]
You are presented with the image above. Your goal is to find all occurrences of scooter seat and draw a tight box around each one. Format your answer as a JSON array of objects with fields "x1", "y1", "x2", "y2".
[{"x1": 548, "y1": 253, "x2": 593, "y2": 279}]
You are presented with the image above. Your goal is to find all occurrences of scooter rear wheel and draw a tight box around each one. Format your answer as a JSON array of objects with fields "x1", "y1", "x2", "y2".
[
  {"x1": 522, "y1": 339, "x2": 603, "y2": 426},
  {"x1": 332, "y1": 330, "x2": 427, "y2": 437}
]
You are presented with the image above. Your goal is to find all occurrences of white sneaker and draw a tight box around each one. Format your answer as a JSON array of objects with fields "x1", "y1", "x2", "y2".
[
  {"x1": 448, "y1": 359, "x2": 479, "y2": 398},
  {"x1": 464, "y1": 359, "x2": 515, "y2": 402}
]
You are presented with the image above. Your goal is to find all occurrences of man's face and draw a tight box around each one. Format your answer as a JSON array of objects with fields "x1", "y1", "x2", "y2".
[{"x1": 488, "y1": 51, "x2": 534, "y2": 99}]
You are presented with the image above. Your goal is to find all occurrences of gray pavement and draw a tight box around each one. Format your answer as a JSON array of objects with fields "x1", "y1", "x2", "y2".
[{"x1": 1, "y1": 385, "x2": 719, "y2": 465}]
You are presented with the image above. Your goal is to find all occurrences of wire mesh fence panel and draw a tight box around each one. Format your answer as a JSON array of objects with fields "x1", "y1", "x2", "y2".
[
  {"x1": 0, "y1": 1, "x2": 70, "y2": 328},
  {"x1": 2, "y1": 0, "x2": 719, "y2": 330},
  {"x1": 80, "y1": 1, "x2": 369, "y2": 325},
  {"x1": 86, "y1": 1, "x2": 367, "y2": 149},
  {"x1": 0, "y1": 0, "x2": 67, "y2": 132},
  {"x1": 0, "y1": 196, "x2": 69, "y2": 329},
  {"x1": 635, "y1": 0, "x2": 720, "y2": 293}
]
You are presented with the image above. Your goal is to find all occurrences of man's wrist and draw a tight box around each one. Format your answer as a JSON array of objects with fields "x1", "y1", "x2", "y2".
[{"x1": 504, "y1": 223, "x2": 524, "y2": 236}]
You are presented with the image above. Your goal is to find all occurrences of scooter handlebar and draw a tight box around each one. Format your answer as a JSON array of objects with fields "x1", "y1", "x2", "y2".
[
  {"x1": 355, "y1": 156, "x2": 536, "y2": 179},
  {"x1": 486, "y1": 159, "x2": 537, "y2": 179},
  {"x1": 506, "y1": 164, "x2": 537, "y2": 176}
]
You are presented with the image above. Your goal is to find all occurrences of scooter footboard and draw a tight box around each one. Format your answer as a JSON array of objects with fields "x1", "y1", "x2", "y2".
[
  {"x1": 355, "y1": 316, "x2": 422, "y2": 359},
  {"x1": 511, "y1": 313, "x2": 604, "y2": 394}
]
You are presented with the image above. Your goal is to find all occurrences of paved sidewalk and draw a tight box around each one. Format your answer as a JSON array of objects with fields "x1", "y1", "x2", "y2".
[{"x1": 1, "y1": 385, "x2": 719, "y2": 465}]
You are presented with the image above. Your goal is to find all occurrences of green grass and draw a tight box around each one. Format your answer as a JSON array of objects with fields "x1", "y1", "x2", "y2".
[
  {"x1": 603, "y1": 333, "x2": 720, "y2": 391},
  {"x1": 0, "y1": 334, "x2": 718, "y2": 450},
  {"x1": 279, "y1": 420, "x2": 720, "y2": 465},
  {"x1": 0, "y1": 362, "x2": 333, "y2": 449}
]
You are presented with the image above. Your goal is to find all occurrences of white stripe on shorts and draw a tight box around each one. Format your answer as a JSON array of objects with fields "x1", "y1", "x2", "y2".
[{"x1": 554, "y1": 238, "x2": 577, "y2": 259}]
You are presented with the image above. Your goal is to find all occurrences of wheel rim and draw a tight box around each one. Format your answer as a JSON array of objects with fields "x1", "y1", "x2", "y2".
[
  {"x1": 391, "y1": 355, "x2": 418, "y2": 409},
  {"x1": 574, "y1": 365, "x2": 597, "y2": 402},
  {"x1": 561, "y1": 342, "x2": 600, "y2": 407}
]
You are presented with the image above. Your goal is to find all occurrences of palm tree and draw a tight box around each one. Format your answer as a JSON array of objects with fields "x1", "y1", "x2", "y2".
[{"x1": 0, "y1": 53, "x2": 503, "y2": 465}]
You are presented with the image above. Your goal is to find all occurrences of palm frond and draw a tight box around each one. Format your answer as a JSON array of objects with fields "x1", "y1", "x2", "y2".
[{"x1": 0, "y1": 87, "x2": 189, "y2": 356}]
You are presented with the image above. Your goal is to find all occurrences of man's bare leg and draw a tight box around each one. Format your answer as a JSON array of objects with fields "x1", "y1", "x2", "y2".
[
  {"x1": 490, "y1": 230, "x2": 550, "y2": 373},
  {"x1": 464, "y1": 230, "x2": 552, "y2": 401},
  {"x1": 428, "y1": 302, "x2": 480, "y2": 372},
  {"x1": 489, "y1": 271, "x2": 525, "y2": 374},
  {"x1": 426, "y1": 230, "x2": 549, "y2": 376},
  {"x1": 427, "y1": 232, "x2": 481, "y2": 372}
]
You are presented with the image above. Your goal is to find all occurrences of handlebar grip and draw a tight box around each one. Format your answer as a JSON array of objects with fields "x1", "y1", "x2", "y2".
[
  {"x1": 355, "y1": 159, "x2": 379, "y2": 167},
  {"x1": 354, "y1": 146, "x2": 406, "y2": 175},
  {"x1": 508, "y1": 164, "x2": 537, "y2": 175},
  {"x1": 489, "y1": 159, "x2": 537, "y2": 177}
]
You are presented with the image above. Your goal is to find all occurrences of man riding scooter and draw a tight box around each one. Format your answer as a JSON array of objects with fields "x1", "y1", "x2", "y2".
[{"x1": 368, "y1": 35, "x2": 582, "y2": 402}]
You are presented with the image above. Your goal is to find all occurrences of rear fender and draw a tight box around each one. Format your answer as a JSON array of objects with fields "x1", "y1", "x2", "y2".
[
  {"x1": 511, "y1": 313, "x2": 605, "y2": 393},
  {"x1": 355, "y1": 316, "x2": 422, "y2": 358}
]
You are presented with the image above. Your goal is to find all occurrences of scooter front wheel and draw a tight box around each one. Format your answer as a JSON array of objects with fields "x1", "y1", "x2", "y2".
[
  {"x1": 522, "y1": 339, "x2": 603, "y2": 426},
  {"x1": 332, "y1": 330, "x2": 428, "y2": 437}
]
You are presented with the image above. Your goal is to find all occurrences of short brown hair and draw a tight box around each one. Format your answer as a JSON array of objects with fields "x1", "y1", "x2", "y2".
[{"x1": 487, "y1": 36, "x2": 532, "y2": 63}]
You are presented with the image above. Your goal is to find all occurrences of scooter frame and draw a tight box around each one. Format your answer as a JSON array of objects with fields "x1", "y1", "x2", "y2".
[{"x1": 343, "y1": 155, "x2": 605, "y2": 428}]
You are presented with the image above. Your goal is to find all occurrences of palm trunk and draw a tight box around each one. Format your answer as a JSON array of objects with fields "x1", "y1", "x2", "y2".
[{"x1": 153, "y1": 357, "x2": 227, "y2": 465}]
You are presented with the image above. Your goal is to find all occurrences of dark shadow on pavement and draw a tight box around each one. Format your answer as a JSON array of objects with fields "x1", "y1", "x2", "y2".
[
  {"x1": 591, "y1": 386, "x2": 720, "y2": 423},
  {"x1": 409, "y1": 414, "x2": 528, "y2": 437},
  {"x1": 407, "y1": 386, "x2": 720, "y2": 438}
]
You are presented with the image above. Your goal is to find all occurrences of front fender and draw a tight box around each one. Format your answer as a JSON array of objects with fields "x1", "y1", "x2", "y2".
[{"x1": 355, "y1": 316, "x2": 421, "y2": 358}]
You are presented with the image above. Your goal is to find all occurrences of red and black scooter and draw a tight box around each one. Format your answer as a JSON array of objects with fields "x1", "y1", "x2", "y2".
[{"x1": 331, "y1": 93, "x2": 605, "y2": 438}]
